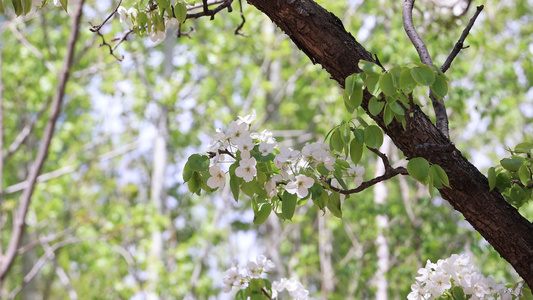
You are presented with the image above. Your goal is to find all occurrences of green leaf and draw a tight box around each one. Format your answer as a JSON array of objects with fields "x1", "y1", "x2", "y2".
[
  {"x1": 411, "y1": 65, "x2": 435, "y2": 86},
  {"x1": 407, "y1": 157, "x2": 430, "y2": 183},
  {"x1": 500, "y1": 158, "x2": 523, "y2": 172},
  {"x1": 330, "y1": 129, "x2": 344, "y2": 153},
  {"x1": 353, "y1": 128, "x2": 365, "y2": 144},
  {"x1": 317, "y1": 162, "x2": 330, "y2": 176},
  {"x1": 350, "y1": 138, "x2": 364, "y2": 164},
  {"x1": 327, "y1": 192, "x2": 342, "y2": 218},
  {"x1": 314, "y1": 190, "x2": 328, "y2": 210},
  {"x1": 253, "y1": 203, "x2": 271, "y2": 225},
  {"x1": 400, "y1": 68, "x2": 417, "y2": 94},
  {"x1": 236, "y1": 289, "x2": 247, "y2": 300},
  {"x1": 60, "y1": 0, "x2": 67, "y2": 11},
  {"x1": 389, "y1": 101, "x2": 405, "y2": 116},
  {"x1": 345, "y1": 73, "x2": 356, "y2": 95},
  {"x1": 488, "y1": 167, "x2": 496, "y2": 191},
  {"x1": 183, "y1": 161, "x2": 193, "y2": 182},
  {"x1": 343, "y1": 92, "x2": 355, "y2": 113},
  {"x1": 509, "y1": 184, "x2": 527, "y2": 207},
  {"x1": 341, "y1": 123, "x2": 352, "y2": 144},
  {"x1": 429, "y1": 165, "x2": 443, "y2": 189},
  {"x1": 188, "y1": 154, "x2": 210, "y2": 172},
  {"x1": 230, "y1": 163, "x2": 240, "y2": 201},
  {"x1": 358, "y1": 60, "x2": 382, "y2": 74},
  {"x1": 519, "y1": 164, "x2": 531, "y2": 185},
  {"x1": 379, "y1": 72, "x2": 396, "y2": 96},
  {"x1": 310, "y1": 183, "x2": 323, "y2": 200},
  {"x1": 282, "y1": 192, "x2": 297, "y2": 220},
  {"x1": 495, "y1": 172, "x2": 512, "y2": 191},
  {"x1": 365, "y1": 73, "x2": 381, "y2": 96},
  {"x1": 364, "y1": 125, "x2": 383, "y2": 149},
  {"x1": 431, "y1": 74, "x2": 448, "y2": 99},
  {"x1": 175, "y1": 3, "x2": 187, "y2": 23},
  {"x1": 188, "y1": 172, "x2": 201, "y2": 194},
  {"x1": 346, "y1": 80, "x2": 364, "y2": 111},
  {"x1": 368, "y1": 96, "x2": 384, "y2": 116},
  {"x1": 389, "y1": 67, "x2": 402, "y2": 87},
  {"x1": 11, "y1": 0, "x2": 23, "y2": 15},
  {"x1": 515, "y1": 142, "x2": 533, "y2": 153},
  {"x1": 23, "y1": 0, "x2": 31, "y2": 14},
  {"x1": 383, "y1": 104, "x2": 394, "y2": 126},
  {"x1": 432, "y1": 164, "x2": 450, "y2": 187}
]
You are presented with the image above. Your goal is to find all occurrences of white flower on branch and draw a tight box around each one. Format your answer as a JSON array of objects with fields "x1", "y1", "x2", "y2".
[
  {"x1": 285, "y1": 174, "x2": 314, "y2": 198},
  {"x1": 235, "y1": 156, "x2": 257, "y2": 182},
  {"x1": 206, "y1": 166, "x2": 225, "y2": 189}
]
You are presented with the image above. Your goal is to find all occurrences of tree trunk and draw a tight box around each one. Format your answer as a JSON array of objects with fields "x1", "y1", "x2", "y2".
[{"x1": 247, "y1": 0, "x2": 533, "y2": 287}]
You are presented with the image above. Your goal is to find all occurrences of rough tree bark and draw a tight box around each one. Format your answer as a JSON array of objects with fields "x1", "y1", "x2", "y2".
[{"x1": 247, "y1": 0, "x2": 533, "y2": 288}]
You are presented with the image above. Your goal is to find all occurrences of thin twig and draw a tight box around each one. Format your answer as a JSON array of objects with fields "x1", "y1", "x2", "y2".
[
  {"x1": 324, "y1": 147, "x2": 408, "y2": 195},
  {"x1": 89, "y1": 0, "x2": 122, "y2": 32},
  {"x1": 440, "y1": 5, "x2": 484, "y2": 73},
  {"x1": 402, "y1": 0, "x2": 449, "y2": 139},
  {"x1": 0, "y1": 0, "x2": 85, "y2": 282},
  {"x1": 234, "y1": 0, "x2": 247, "y2": 36},
  {"x1": 187, "y1": 0, "x2": 233, "y2": 19}
]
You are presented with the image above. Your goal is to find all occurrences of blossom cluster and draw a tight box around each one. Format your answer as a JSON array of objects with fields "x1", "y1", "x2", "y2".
[
  {"x1": 408, "y1": 254, "x2": 523, "y2": 300},
  {"x1": 222, "y1": 255, "x2": 310, "y2": 300},
  {"x1": 222, "y1": 255, "x2": 275, "y2": 293},
  {"x1": 205, "y1": 110, "x2": 365, "y2": 202}
]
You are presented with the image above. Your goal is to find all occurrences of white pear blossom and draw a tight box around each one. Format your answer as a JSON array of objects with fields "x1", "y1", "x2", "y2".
[
  {"x1": 348, "y1": 164, "x2": 365, "y2": 186},
  {"x1": 251, "y1": 129, "x2": 276, "y2": 144},
  {"x1": 285, "y1": 174, "x2": 314, "y2": 198},
  {"x1": 206, "y1": 166, "x2": 225, "y2": 189},
  {"x1": 265, "y1": 174, "x2": 282, "y2": 198},
  {"x1": 276, "y1": 147, "x2": 301, "y2": 163},
  {"x1": 258, "y1": 141, "x2": 275, "y2": 156},
  {"x1": 235, "y1": 156, "x2": 257, "y2": 182},
  {"x1": 226, "y1": 121, "x2": 250, "y2": 144},
  {"x1": 272, "y1": 278, "x2": 310, "y2": 300},
  {"x1": 256, "y1": 255, "x2": 275, "y2": 272},
  {"x1": 237, "y1": 109, "x2": 256, "y2": 125},
  {"x1": 235, "y1": 135, "x2": 254, "y2": 154},
  {"x1": 149, "y1": 30, "x2": 166, "y2": 43},
  {"x1": 53, "y1": 0, "x2": 61, "y2": 6}
]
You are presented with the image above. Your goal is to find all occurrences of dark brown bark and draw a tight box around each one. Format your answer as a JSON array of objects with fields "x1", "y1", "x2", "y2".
[{"x1": 247, "y1": 0, "x2": 533, "y2": 288}]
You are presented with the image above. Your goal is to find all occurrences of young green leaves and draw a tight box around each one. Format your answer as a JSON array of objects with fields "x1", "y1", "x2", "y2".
[
  {"x1": 343, "y1": 61, "x2": 450, "y2": 129},
  {"x1": 487, "y1": 142, "x2": 533, "y2": 208},
  {"x1": 407, "y1": 157, "x2": 450, "y2": 197}
]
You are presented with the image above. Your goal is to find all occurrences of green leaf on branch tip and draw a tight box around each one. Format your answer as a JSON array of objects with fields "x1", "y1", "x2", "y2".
[
  {"x1": 23, "y1": 0, "x2": 31, "y2": 14},
  {"x1": 358, "y1": 60, "x2": 382, "y2": 74},
  {"x1": 230, "y1": 162, "x2": 240, "y2": 201},
  {"x1": 509, "y1": 184, "x2": 527, "y2": 207},
  {"x1": 431, "y1": 75, "x2": 449, "y2": 99},
  {"x1": 236, "y1": 289, "x2": 247, "y2": 300},
  {"x1": 188, "y1": 172, "x2": 202, "y2": 194},
  {"x1": 330, "y1": 129, "x2": 344, "y2": 153},
  {"x1": 183, "y1": 161, "x2": 193, "y2": 182},
  {"x1": 314, "y1": 190, "x2": 328, "y2": 210},
  {"x1": 488, "y1": 167, "x2": 496, "y2": 191},
  {"x1": 389, "y1": 101, "x2": 405, "y2": 116},
  {"x1": 519, "y1": 164, "x2": 531, "y2": 185},
  {"x1": 281, "y1": 192, "x2": 297, "y2": 220},
  {"x1": 363, "y1": 125, "x2": 383, "y2": 149},
  {"x1": 60, "y1": 0, "x2": 67, "y2": 11},
  {"x1": 317, "y1": 162, "x2": 330, "y2": 176},
  {"x1": 11, "y1": 0, "x2": 23, "y2": 15},
  {"x1": 432, "y1": 164, "x2": 450, "y2": 187},
  {"x1": 500, "y1": 158, "x2": 523, "y2": 172},
  {"x1": 310, "y1": 183, "x2": 323, "y2": 200},
  {"x1": 341, "y1": 123, "x2": 352, "y2": 144},
  {"x1": 350, "y1": 138, "x2": 363, "y2": 164},
  {"x1": 253, "y1": 203, "x2": 271, "y2": 225},
  {"x1": 407, "y1": 157, "x2": 430, "y2": 184},
  {"x1": 353, "y1": 128, "x2": 365, "y2": 144},
  {"x1": 175, "y1": 3, "x2": 187, "y2": 23},
  {"x1": 379, "y1": 72, "x2": 396, "y2": 97},
  {"x1": 411, "y1": 65, "x2": 435, "y2": 86},
  {"x1": 495, "y1": 173, "x2": 511, "y2": 191},
  {"x1": 368, "y1": 96, "x2": 384, "y2": 116},
  {"x1": 400, "y1": 68, "x2": 417, "y2": 94},
  {"x1": 187, "y1": 154, "x2": 210, "y2": 172},
  {"x1": 515, "y1": 142, "x2": 533, "y2": 153},
  {"x1": 327, "y1": 192, "x2": 342, "y2": 218},
  {"x1": 383, "y1": 104, "x2": 394, "y2": 126},
  {"x1": 365, "y1": 73, "x2": 381, "y2": 96},
  {"x1": 343, "y1": 92, "x2": 355, "y2": 114}
]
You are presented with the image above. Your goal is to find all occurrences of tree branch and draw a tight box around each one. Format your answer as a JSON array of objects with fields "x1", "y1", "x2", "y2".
[
  {"x1": 0, "y1": 0, "x2": 85, "y2": 282},
  {"x1": 325, "y1": 147, "x2": 408, "y2": 195},
  {"x1": 402, "y1": 0, "x2": 449, "y2": 139},
  {"x1": 440, "y1": 5, "x2": 484, "y2": 73}
]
